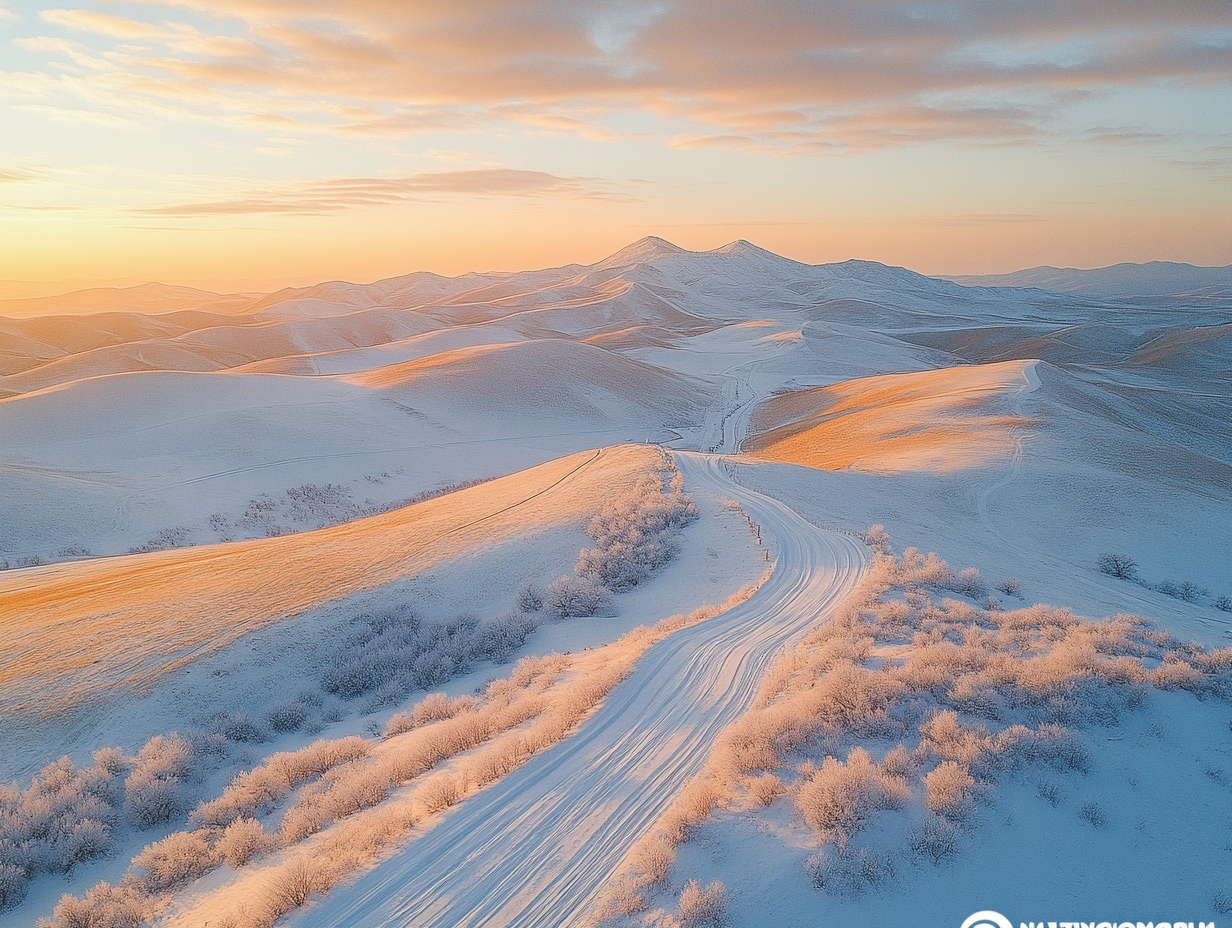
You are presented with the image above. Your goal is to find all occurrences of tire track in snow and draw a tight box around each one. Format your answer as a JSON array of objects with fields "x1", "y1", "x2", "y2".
[{"x1": 294, "y1": 451, "x2": 865, "y2": 928}]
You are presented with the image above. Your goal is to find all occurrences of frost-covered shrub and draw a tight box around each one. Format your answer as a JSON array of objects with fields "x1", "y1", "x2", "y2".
[
  {"x1": 1097, "y1": 552, "x2": 1138, "y2": 579},
  {"x1": 806, "y1": 845, "x2": 898, "y2": 897},
  {"x1": 795, "y1": 748, "x2": 908, "y2": 847},
  {"x1": 215, "y1": 817, "x2": 272, "y2": 868},
  {"x1": 124, "y1": 735, "x2": 192, "y2": 829},
  {"x1": 677, "y1": 879, "x2": 728, "y2": 928},
  {"x1": 266, "y1": 698, "x2": 311, "y2": 734},
  {"x1": 0, "y1": 864, "x2": 29, "y2": 911},
  {"x1": 474, "y1": 610, "x2": 540, "y2": 663},
  {"x1": 131, "y1": 830, "x2": 212, "y2": 892},
  {"x1": 419, "y1": 776, "x2": 460, "y2": 813},
  {"x1": 543, "y1": 576, "x2": 608, "y2": 618},
  {"x1": 1212, "y1": 888, "x2": 1232, "y2": 916},
  {"x1": 1077, "y1": 798, "x2": 1107, "y2": 828},
  {"x1": 949, "y1": 567, "x2": 987, "y2": 598},
  {"x1": 64, "y1": 819, "x2": 112, "y2": 865},
  {"x1": 515, "y1": 582, "x2": 543, "y2": 613},
  {"x1": 899, "y1": 547, "x2": 955, "y2": 587},
  {"x1": 212, "y1": 712, "x2": 266, "y2": 744},
  {"x1": 384, "y1": 692, "x2": 478, "y2": 738},
  {"x1": 746, "y1": 773, "x2": 782, "y2": 807},
  {"x1": 995, "y1": 577, "x2": 1022, "y2": 597},
  {"x1": 660, "y1": 779, "x2": 722, "y2": 842},
  {"x1": 574, "y1": 472, "x2": 697, "y2": 593},
  {"x1": 322, "y1": 607, "x2": 538, "y2": 700},
  {"x1": 629, "y1": 833, "x2": 675, "y2": 885},
  {"x1": 0, "y1": 752, "x2": 126, "y2": 882},
  {"x1": 188, "y1": 737, "x2": 369, "y2": 829},
  {"x1": 924, "y1": 761, "x2": 975, "y2": 818},
  {"x1": 908, "y1": 813, "x2": 958, "y2": 865},
  {"x1": 44, "y1": 881, "x2": 148, "y2": 928},
  {"x1": 864, "y1": 524, "x2": 891, "y2": 555},
  {"x1": 264, "y1": 858, "x2": 317, "y2": 915}
]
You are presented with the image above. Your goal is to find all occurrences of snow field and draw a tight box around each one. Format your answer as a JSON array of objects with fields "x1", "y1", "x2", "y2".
[
  {"x1": 598, "y1": 536, "x2": 1232, "y2": 927},
  {"x1": 280, "y1": 452, "x2": 863, "y2": 927},
  {"x1": 6, "y1": 450, "x2": 766, "y2": 925}
]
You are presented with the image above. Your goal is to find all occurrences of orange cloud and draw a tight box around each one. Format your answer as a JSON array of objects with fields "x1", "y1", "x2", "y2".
[
  {"x1": 133, "y1": 168, "x2": 634, "y2": 216},
  {"x1": 40, "y1": 8, "x2": 165, "y2": 39},
  {"x1": 13, "y1": 2, "x2": 1229, "y2": 150}
]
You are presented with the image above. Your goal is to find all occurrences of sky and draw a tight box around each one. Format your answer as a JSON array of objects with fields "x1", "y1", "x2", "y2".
[{"x1": 1, "y1": 0, "x2": 1230, "y2": 291}]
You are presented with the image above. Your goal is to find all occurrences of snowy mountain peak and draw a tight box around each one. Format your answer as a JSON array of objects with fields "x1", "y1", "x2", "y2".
[{"x1": 596, "y1": 236, "x2": 688, "y2": 267}]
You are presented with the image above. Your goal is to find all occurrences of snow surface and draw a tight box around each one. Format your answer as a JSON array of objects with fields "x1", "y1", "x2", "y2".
[{"x1": 2, "y1": 238, "x2": 1229, "y2": 927}]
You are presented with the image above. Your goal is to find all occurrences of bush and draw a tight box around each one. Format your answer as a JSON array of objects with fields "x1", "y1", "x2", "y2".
[
  {"x1": 950, "y1": 567, "x2": 986, "y2": 598},
  {"x1": 1215, "y1": 595, "x2": 1232, "y2": 613},
  {"x1": 1078, "y1": 798, "x2": 1107, "y2": 828},
  {"x1": 419, "y1": 776, "x2": 461, "y2": 814},
  {"x1": 189, "y1": 737, "x2": 369, "y2": 829},
  {"x1": 515, "y1": 582, "x2": 543, "y2": 613},
  {"x1": 747, "y1": 773, "x2": 782, "y2": 807},
  {"x1": 385, "y1": 692, "x2": 477, "y2": 738},
  {"x1": 0, "y1": 864, "x2": 29, "y2": 911},
  {"x1": 131, "y1": 830, "x2": 212, "y2": 892},
  {"x1": 795, "y1": 748, "x2": 908, "y2": 846},
  {"x1": 574, "y1": 471, "x2": 697, "y2": 592},
  {"x1": 124, "y1": 735, "x2": 192, "y2": 829},
  {"x1": 266, "y1": 698, "x2": 311, "y2": 733},
  {"x1": 677, "y1": 879, "x2": 728, "y2": 928},
  {"x1": 1097, "y1": 552, "x2": 1138, "y2": 579},
  {"x1": 864, "y1": 524, "x2": 891, "y2": 555},
  {"x1": 265, "y1": 858, "x2": 317, "y2": 916},
  {"x1": 543, "y1": 577, "x2": 608, "y2": 618},
  {"x1": 908, "y1": 814, "x2": 958, "y2": 866},
  {"x1": 0, "y1": 750, "x2": 130, "y2": 886},
  {"x1": 806, "y1": 845, "x2": 897, "y2": 897},
  {"x1": 629, "y1": 833, "x2": 675, "y2": 884},
  {"x1": 215, "y1": 817, "x2": 272, "y2": 867},
  {"x1": 996, "y1": 578, "x2": 1022, "y2": 597},
  {"x1": 924, "y1": 762, "x2": 975, "y2": 818},
  {"x1": 1213, "y1": 888, "x2": 1232, "y2": 916},
  {"x1": 65, "y1": 819, "x2": 112, "y2": 865},
  {"x1": 46, "y1": 881, "x2": 147, "y2": 928},
  {"x1": 214, "y1": 712, "x2": 266, "y2": 743}
]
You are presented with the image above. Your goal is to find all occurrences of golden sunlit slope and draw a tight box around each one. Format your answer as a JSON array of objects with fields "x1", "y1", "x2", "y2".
[
  {"x1": 742, "y1": 359, "x2": 1039, "y2": 473},
  {"x1": 0, "y1": 308, "x2": 442, "y2": 396},
  {"x1": 344, "y1": 338, "x2": 716, "y2": 429},
  {"x1": 0, "y1": 444, "x2": 658, "y2": 719}
]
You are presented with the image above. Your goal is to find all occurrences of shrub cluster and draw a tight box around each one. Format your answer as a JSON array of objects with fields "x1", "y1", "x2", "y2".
[
  {"x1": 1, "y1": 737, "x2": 202, "y2": 912},
  {"x1": 0, "y1": 752, "x2": 123, "y2": 910},
  {"x1": 1097, "y1": 552, "x2": 1228, "y2": 610},
  {"x1": 677, "y1": 879, "x2": 728, "y2": 928},
  {"x1": 600, "y1": 533, "x2": 1232, "y2": 922},
  {"x1": 574, "y1": 471, "x2": 698, "y2": 594},
  {"x1": 320, "y1": 607, "x2": 542, "y2": 703}
]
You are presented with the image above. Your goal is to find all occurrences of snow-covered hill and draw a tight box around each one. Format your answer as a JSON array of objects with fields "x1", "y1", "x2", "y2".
[{"x1": 1, "y1": 238, "x2": 1229, "y2": 927}]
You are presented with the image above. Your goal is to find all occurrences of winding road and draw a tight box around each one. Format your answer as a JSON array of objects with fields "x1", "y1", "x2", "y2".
[{"x1": 294, "y1": 451, "x2": 865, "y2": 928}]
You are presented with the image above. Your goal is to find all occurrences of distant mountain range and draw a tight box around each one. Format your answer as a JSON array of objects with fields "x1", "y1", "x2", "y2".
[{"x1": 945, "y1": 261, "x2": 1232, "y2": 299}]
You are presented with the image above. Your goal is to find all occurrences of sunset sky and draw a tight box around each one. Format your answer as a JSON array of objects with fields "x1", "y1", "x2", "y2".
[{"x1": 1, "y1": 1, "x2": 1230, "y2": 291}]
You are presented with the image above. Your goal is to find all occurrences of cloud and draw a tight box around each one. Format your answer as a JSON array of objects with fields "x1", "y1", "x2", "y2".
[
  {"x1": 40, "y1": 9, "x2": 165, "y2": 39},
  {"x1": 0, "y1": 167, "x2": 41, "y2": 183},
  {"x1": 7, "y1": 2, "x2": 1231, "y2": 151},
  {"x1": 133, "y1": 168, "x2": 633, "y2": 216}
]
